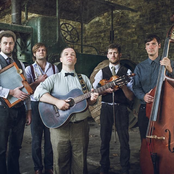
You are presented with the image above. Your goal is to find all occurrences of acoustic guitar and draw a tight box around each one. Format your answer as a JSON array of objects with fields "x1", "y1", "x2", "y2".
[{"x1": 38, "y1": 74, "x2": 133, "y2": 128}]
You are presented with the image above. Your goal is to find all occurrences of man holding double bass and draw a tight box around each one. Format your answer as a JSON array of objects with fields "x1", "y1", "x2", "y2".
[
  {"x1": 133, "y1": 34, "x2": 174, "y2": 142},
  {"x1": 93, "y1": 43, "x2": 134, "y2": 174}
]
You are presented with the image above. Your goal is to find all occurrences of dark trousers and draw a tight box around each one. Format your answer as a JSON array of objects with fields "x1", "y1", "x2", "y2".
[
  {"x1": 138, "y1": 104, "x2": 149, "y2": 142},
  {"x1": 0, "y1": 104, "x2": 26, "y2": 174},
  {"x1": 100, "y1": 103, "x2": 130, "y2": 173},
  {"x1": 30, "y1": 101, "x2": 53, "y2": 171}
]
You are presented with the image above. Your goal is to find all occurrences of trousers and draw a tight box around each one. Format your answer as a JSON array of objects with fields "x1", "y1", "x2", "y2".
[
  {"x1": 138, "y1": 104, "x2": 149, "y2": 141},
  {"x1": 30, "y1": 101, "x2": 53, "y2": 171},
  {"x1": 50, "y1": 119, "x2": 89, "y2": 174},
  {"x1": 0, "y1": 104, "x2": 26, "y2": 174},
  {"x1": 100, "y1": 103, "x2": 130, "y2": 173}
]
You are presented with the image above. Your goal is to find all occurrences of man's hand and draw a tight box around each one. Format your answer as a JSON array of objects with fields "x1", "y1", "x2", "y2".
[
  {"x1": 160, "y1": 57, "x2": 172, "y2": 73},
  {"x1": 90, "y1": 89, "x2": 99, "y2": 101},
  {"x1": 26, "y1": 110, "x2": 32, "y2": 126},
  {"x1": 55, "y1": 99, "x2": 70, "y2": 111},
  {"x1": 88, "y1": 89, "x2": 99, "y2": 105},
  {"x1": 144, "y1": 89, "x2": 154, "y2": 103},
  {"x1": 9, "y1": 86, "x2": 29, "y2": 100},
  {"x1": 36, "y1": 74, "x2": 47, "y2": 83}
]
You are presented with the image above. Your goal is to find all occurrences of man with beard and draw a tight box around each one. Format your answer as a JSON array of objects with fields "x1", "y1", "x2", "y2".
[
  {"x1": 133, "y1": 34, "x2": 174, "y2": 142},
  {"x1": 0, "y1": 30, "x2": 31, "y2": 174},
  {"x1": 93, "y1": 43, "x2": 134, "y2": 174},
  {"x1": 25, "y1": 43, "x2": 59, "y2": 174}
]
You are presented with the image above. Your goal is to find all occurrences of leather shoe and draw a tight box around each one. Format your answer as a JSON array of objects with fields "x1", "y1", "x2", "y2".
[
  {"x1": 45, "y1": 169, "x2": 53, "y2": 174},
  {"x1": 35, "y1": 170, "x2": 43, "y2": 174}
]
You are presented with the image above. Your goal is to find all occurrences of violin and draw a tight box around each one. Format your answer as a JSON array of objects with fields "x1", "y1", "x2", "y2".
[{"x1": 99, "y1": 75, "x2": 120, "y2": 91}]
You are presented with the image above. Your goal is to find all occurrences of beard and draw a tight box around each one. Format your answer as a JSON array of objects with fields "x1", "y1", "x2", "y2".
[{"x1": 110, "y1": 59, "x2": 120, "y2": 65}]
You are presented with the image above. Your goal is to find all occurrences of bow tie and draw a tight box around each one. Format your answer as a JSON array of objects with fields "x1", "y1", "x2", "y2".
[{"x1": 65, "y1": 73, "x2": 74, "y2": 77}]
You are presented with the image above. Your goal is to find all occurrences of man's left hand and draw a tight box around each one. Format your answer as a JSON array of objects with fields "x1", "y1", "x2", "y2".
[{"x1": 160, "y1": 57, "x2": 172, "y2": 73}]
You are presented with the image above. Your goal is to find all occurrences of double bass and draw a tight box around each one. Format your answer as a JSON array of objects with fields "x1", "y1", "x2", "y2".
[{"x1": 140, "y1": 25, "x2": 174, "y2": 174}]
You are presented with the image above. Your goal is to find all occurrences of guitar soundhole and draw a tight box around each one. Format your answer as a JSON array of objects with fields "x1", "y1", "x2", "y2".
[{"x1": 67, "y1": 98, "x2": 75, "y2": 107}]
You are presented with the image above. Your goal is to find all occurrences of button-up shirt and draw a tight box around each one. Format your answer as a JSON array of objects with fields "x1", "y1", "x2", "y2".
[
  {"x1": 25, "y1": 61, "x2": 59, "y2": 101},
  {"x1": 133, "y1": 56, "x2": 174, "y2": 104},
  {"x1": 34, "y1": 69, "x2": 93, "y2": 122}
]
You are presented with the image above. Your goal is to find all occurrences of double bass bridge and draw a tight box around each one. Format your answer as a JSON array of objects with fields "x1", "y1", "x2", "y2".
[{"x1": 146, "y1": 135, "x2": 165, "y2": 140}]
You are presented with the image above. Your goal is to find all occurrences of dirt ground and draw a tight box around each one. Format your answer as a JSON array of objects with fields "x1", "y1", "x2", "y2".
[{"x1": 19, "y1": 117, "x2": 142, "y2": 174}]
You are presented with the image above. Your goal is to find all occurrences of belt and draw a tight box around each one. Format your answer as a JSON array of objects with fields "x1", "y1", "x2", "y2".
[{"x1": 102, "y1": 102, "x2": 124, "y2": 106}]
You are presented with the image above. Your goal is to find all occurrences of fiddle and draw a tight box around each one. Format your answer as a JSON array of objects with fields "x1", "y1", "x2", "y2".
[{"x1": 99, "y1": 75, "x2": 120, "y2": 91}]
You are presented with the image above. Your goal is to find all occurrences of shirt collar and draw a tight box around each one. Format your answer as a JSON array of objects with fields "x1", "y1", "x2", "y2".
[
  {"x1": 148, "y1": 56, "x2": 160, "y2": 65},
  {"x1": 109, "y1": 63, "x2": 120, "y2": 70},
  {"x1": 61, "y1": 69, "x2": 76, "y2": 76},
  {"x1": 0, "y1": 51, "x2": 12, "y2": 60}
]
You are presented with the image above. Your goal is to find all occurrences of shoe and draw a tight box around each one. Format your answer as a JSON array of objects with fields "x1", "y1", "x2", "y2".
[
  {"x1": 45, "y1": 169, "x2": 53, "y2": 174},
  {"x1": 100, "y1": 172, "x2": 108, "y2": 174},
  {"x1": 35, "y1": 170, "x2": 43, "y2": 174}
]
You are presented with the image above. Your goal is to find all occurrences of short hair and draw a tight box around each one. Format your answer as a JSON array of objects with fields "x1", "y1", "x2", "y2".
[
  {"x1": 107, "y1": 43, "x2": 121, "y2": 54},
  {"x1": 32, "y1": 43, "x2": 47, "y2": 61},
  {"x1": 0, "y1": 33, "x2": 15, "y2": 43},
  {"x1": 60, "y1": 47, "x2": 76, "y2": 57},
  {"x1": 145, "y1": 34, "x2": 161, "y2": 44}
]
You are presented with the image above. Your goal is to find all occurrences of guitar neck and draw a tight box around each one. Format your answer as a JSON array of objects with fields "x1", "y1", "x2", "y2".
[{"x1": 74, "y1": 74, "x2": 131, "y2": 103}]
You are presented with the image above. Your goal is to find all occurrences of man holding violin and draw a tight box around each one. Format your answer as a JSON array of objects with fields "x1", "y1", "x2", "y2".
[
  {"x1": 93, "y1": 43, "x2": 134, "y2": 174},
  {"x1": 133, "y1": 34, "x2": 174, "y2": 142}
]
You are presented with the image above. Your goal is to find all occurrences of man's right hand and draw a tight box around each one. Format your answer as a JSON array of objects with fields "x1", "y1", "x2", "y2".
[
  {"x1": 9, "y1": 86, "x2": 29, "y2": 100},
  {"x1": 55, "y1": 99, "x2": 70, "y2": 111},
  {"x1": 144, "y1": 89, "x2": 154, "y2": 103},
  {"x1": 36, "y1": 74, "x2": 47, "y2": 83}
]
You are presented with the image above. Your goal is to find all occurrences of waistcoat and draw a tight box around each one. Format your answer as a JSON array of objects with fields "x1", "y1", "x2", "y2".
[{"x1": 102, "y1": 65, "x2": 129, "y2": 105}]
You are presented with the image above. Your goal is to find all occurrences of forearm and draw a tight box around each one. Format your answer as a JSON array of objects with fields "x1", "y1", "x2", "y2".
[
  {"x1": 40, "y1": 93, "x2": 58, "y2": 105},
  {"x1": 121, "y1": 85, "x2": 134, "y2": 101},
  {"x1": 30, "y1": 81, "x2": 40, "y2": 91}
]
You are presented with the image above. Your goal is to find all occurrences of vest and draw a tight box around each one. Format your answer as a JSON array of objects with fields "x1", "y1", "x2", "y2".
[
  {"x1": 0, "y1": 54, "x2": 23, "y2": 70},
  {"x1": 102, "y1": 65, "x2": 129, "y2": 105}
]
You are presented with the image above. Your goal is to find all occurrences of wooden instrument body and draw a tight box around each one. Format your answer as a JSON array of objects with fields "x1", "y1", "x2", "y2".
[
  {"x1": 140, "y1": 24, "x2": 174, "y2": 174},
  {"x1": 140, "y1": 76, "x2": 174, "y2": 174}
]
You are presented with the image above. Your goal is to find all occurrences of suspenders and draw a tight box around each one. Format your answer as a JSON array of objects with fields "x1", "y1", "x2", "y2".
[{"x1": 30, "y1": 64, "x2": 55, "y2": 80}]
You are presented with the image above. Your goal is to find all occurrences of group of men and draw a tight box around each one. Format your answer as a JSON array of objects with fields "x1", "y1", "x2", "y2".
[{"x1": 0, "y1": 29, "x2": 173, "y2": 174}]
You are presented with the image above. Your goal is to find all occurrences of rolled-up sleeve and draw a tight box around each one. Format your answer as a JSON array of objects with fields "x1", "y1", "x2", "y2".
[{"x1": 34, "y1": 74, "x2": 55, "y2": 101}]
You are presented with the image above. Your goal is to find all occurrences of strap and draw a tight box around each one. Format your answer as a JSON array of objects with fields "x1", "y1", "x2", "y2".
[
  {"x1": 52, "y1": 64, "x2": 55, "y2": 74},
  {"x1": 30, "y1": 65, "x2": 36, "y2": 80},
  {"x1": 77, "y1": 74, "x2": 88, "y2": 94}
]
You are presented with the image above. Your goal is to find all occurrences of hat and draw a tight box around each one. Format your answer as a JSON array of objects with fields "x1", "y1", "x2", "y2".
[{"x1": 0, "y1": 30, "x2": 16, "y2": 42}]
